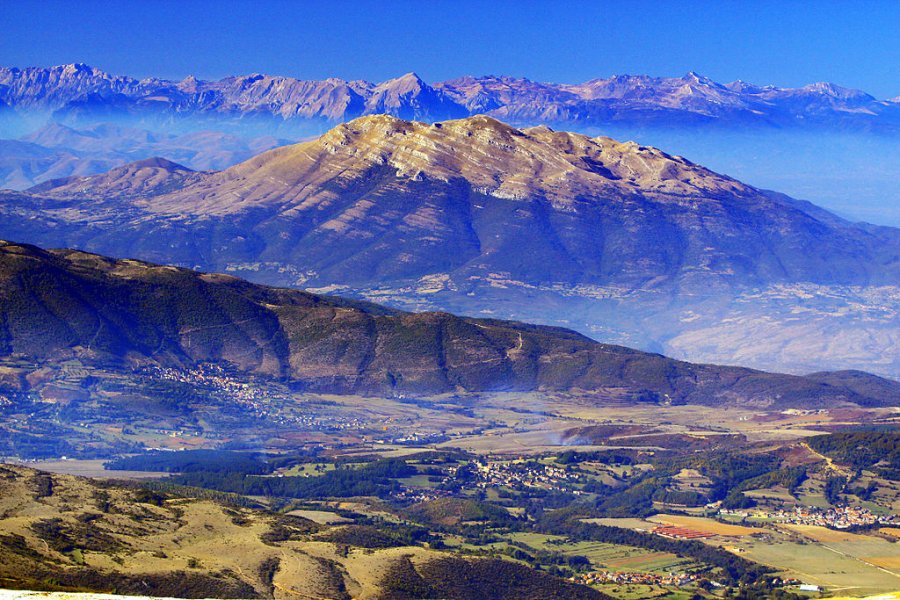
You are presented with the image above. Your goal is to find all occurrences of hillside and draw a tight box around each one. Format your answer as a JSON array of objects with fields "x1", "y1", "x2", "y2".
[
  {"x1": 1, "y1": 239, "x2": 898, "y2": 408},
  {"x1": 0, "y1": 464, "x2": 605, "y2": 599}
]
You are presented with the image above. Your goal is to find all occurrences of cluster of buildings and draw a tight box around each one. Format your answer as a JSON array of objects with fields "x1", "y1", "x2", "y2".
[
  {"x1": 718, "y1": 506, "x2": 900, "y2": 529},
  {"x1": 139, "y1": 364, "x2": 365, "y2": 432},
  {"x1": 720, "y1": 504, "x2": 897, "y2": 529},
  {"x1": 391, "y1": 487, "x2": 450, "y2": 503},
  {"x1": 370, "y1": 432, "x2": 450, "y2": 446},
  {"x1": 469, "y1": 460, "x2": 581, "y2": 493},
  {"x1": 572, "y1": 570, "x2": 700, "y2": 587},
  {"x1": 769, "y1": 505, "x2": 897, "y2": 529}
]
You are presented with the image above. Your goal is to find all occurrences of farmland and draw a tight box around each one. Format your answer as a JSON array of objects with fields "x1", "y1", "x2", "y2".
[{"x1": 3, "y1": 365, "x2": 899, "y2": 598}]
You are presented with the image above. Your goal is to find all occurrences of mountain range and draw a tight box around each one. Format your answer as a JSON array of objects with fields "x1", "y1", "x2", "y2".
[
  {"x1": 1, "y1": 114, "x2": 898, "y2": 378},
  {"x1": 2, "y1": 64, "x2": 899, "y2": 228},
  {"x1": 2, "y1": 239, "x2": 897, "y2": 407},
  {"x1": 0, "y1": 121, "x2": 286, "y2": 189},
  {"x1": 3, "y1": 64, "x2": 899, "y2": 133}
]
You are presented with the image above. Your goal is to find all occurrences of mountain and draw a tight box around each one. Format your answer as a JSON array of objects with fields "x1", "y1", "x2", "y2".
[
  {"x1": 1, "y1": 239, "x2": 898, "y2": 408},
  {"x1": 0, "y1": 121, "x2": 288, "y2": 190},
  {"x1": 3, "y1": 64, "x2": 900, "y2": 229},
  {"x1": 2, "y1": 64, "x2": 898, "y2": 133},
  {"x1": 2, "y1": 115, "x2": 898, "y2": 378},
  {"x1": 3, "y1": 114, "x2": 898, "y2": 289},
  {"x1": 0, "y1": 138, "x2": 103, "y2": 189},
  {"x1": 28, "y1": 156, "x2": 200, "y2": 198}
]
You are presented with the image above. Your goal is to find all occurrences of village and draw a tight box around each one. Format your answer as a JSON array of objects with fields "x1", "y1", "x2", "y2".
[
  {"x1": 141, "y1": 364, "x2": 368, "y2": 432},
  {"x1": 572, "y1": 570, "x2": 702, "y2": 588},
  {"x1": 721, "y1": 504, "x2": 899, "y2": 529},
  {"x1": 465, "y1": 459, "x2": 583, "y2": 493}
]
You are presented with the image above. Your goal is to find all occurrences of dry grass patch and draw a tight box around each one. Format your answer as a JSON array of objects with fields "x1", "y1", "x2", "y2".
[{"x1": 286, "y1": 509, "x2": 353, "y2": 525}]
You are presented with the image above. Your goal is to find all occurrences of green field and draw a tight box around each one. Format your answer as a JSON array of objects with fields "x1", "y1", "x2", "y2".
[
  {"x1": 283, "y1": 462, "x2": 336, "y2": 476},
  {"x1": 741, "y1": 536, "x2": 900, "y2": 595},
  {"x1": 503, "y1": 532, "x2": 701, "y2": 574}
]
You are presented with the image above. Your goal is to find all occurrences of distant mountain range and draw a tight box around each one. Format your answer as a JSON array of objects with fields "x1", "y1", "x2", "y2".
[
  {"x1": 0, "y1": 121, "x2": 286, "y2": 189},
  {"x1": 2, "y1": 64, "x2": 899, "y2": 134},
  {"x1": 1, "y1": 115, "x2": 898, "y2": 378},
  {"x1": 2, "y1": 239, "x2": 896, "y2": 407}
]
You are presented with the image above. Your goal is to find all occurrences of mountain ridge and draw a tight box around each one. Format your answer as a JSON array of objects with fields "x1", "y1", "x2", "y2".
[
  {"x1": 2, "y1": 64, "x2": 899, "y2": 134},
  {"x1": 2, "y1": 115, "x2": 898, "y2": 379},
  {"x1": 1, "y1": 238, "x2": 897, "y2": 408}
]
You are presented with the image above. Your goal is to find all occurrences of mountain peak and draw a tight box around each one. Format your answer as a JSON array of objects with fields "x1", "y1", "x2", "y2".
[
  {"x1": 141, "y1": 115, "x2": 748, "y2": 218},
  {"x1": 128, "y1": 156, "x2": 192, "y2": 171},
  {"x1": 377, "y1": 71, "x2": 427, "y2": 91},
  {"x1": 28, "y1": 156, "x2": 196, "y2": 198},
  {"x1": 800, "y1": 81, "x2": 873, "y2": 101},
  {"x1": 57, "y1": 63, "x2": 106, "y2": 78}
]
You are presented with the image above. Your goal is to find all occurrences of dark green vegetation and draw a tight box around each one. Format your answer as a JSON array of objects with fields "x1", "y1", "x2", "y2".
[
  {"x1": 809, "y1": 430, "x2": 900, "y2": 479},
  {"x1": 380, "y1": 556, "x2": 607, "y2": 600},
  {"x1": 1, "y1": 240, "x2": 897, "y2": 407},
  {"x1": 171, "y1": 458, "x2": 415, "y2": 499},
  {"x1": 106, "y1": 449, "x2": 271, "y2": 474}
]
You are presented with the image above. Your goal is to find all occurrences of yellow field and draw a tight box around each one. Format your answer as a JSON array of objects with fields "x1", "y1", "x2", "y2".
[
  {"x1": 829, "y1": 593, "x2": 900, "y2": 600},
  {"x1": 18, "y1": 458, "x2": 167, "y2": 479},
  {"x1": 866, "y1": 557, "x2": 900, "y2": 570},
  {"x1": 286, "y1": 509, "x2": 352, "y2": 524},
  {"x1": 881, "y1": 527, "x2": 900, "y2": 539},
  {"x1": 647, "y1": 514, "x2": 760, "y2": 536},
  {"x1": 781, "y1": 523, "x2": 878, "y2": 543},
  {"x1": 585, "y1": 517, "x2": 656, "y2": 531}
]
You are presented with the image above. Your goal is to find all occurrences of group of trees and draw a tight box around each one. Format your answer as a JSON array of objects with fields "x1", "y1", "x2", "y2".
[
  {"x1": 809, "y1": 430, "x2": 900, "y2": 478},
  {"x1": 170, "y1": 458, "x2": 415, "y2": 499},
  {"x1": 106, "y1": 449, "x2": 272, "y2": 474}
]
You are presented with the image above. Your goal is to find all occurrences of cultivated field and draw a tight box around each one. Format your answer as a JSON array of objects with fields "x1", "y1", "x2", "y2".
[{"x1": 647, "y1": 514, "x2": 761, "y2": 536}]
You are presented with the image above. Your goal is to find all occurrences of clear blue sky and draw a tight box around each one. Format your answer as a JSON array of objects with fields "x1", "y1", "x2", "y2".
[{"x1": 2, "y1": 0, "x2": 899, "y2": 97}]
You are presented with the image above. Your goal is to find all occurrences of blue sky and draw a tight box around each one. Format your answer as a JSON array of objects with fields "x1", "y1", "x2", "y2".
[{"x1": 1, "y1": 0, "x2": 899, "y2": 97}]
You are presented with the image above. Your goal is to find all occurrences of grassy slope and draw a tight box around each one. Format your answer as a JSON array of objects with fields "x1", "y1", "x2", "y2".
[{"x1": 0, "y1": 464, "x2": 607, "y2": 599}]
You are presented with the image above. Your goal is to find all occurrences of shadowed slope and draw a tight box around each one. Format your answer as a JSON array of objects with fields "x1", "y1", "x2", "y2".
[{"x1": 1, "y1": 240, "x2": 898, "y2": 407}]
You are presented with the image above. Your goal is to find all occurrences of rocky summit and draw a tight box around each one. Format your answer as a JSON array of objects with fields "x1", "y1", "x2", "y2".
[{"x1": 2, "y1": 64, "x2": 898, "y2": 132}]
